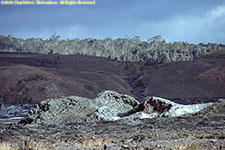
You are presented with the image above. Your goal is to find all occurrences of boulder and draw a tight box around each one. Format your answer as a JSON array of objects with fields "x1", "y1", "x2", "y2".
[
  {"x1": 19, "y1": 91, "x2": 139, "y2": 125},
  {"x1": 94, "y1": 90, "x2": 139, "y2": 121},
  {"x1": 19, "y1": 96, "x2": 97, "y2": 125}
]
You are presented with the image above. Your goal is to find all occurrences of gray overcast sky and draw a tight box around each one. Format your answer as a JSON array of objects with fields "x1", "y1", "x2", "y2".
[{"x1": 0, "y1": 0, "x2": 225, "y2": 44}]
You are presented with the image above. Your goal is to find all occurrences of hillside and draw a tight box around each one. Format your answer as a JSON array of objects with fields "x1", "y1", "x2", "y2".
[
  {"x1": 0, "y1": 50, "x2": 225, "y2": 104},
  {"x1": 127, "y1": 50, "x2": 225, "y2": 104},
  {"x1": 0, "y1": 52, "x2": 131, "y2": 104}
]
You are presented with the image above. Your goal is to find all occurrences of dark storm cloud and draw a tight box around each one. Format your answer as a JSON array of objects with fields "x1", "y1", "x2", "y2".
[{"x1": 0, "y1": 0, "x2": 225, "y2": 43}]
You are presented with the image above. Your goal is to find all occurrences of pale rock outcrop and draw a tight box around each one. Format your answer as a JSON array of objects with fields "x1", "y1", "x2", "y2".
[
  {"x1": 117, "y1": 96, "x2": 212, "y2": 121},
  {"x1": 18, "y1": 91, "x2": 217, "y2": 125},
  {"x1": 94, "y1": 91, "x2": 139, "y2": 121}
]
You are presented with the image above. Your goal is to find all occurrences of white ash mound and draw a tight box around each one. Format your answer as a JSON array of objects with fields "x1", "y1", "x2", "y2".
[{"x1": 18, "y1": 91, "x2": 221, "y2": 125}]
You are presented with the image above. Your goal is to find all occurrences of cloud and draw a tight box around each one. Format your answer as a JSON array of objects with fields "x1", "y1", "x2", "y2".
[
  {"x1": 209, "y1": 5, "x2": 225, "y2": 18},
  {"x1": 0, "y1": 0, "x2": 224, "y2": 43},
  {"x1": 135, "y1": 4, "x2": 225, "y2": 44}
]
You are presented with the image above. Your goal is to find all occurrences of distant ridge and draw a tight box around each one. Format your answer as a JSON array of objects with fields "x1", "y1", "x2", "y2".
[{"x1": 0, "y1": 35, "x2": 224, "y2": 63}]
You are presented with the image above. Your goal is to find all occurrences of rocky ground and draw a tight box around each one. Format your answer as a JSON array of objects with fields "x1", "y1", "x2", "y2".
[
  {"x1": 0, "y1": 92, "x2": 224, "y2": 150},
  {"x1": 0, "y1": 108, "x2": 224, "y2": 149}
]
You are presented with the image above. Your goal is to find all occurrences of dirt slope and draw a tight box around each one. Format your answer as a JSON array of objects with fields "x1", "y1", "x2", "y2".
[
  {"x1": 1, "y1": 50, "x2": 225, "y2": 104},
  {"x1": 0, "y1": 52, "x2": 131, "y2": 104},
  {"x1": 128, "y1": 50, "x2": 225, "y2": 104}
]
